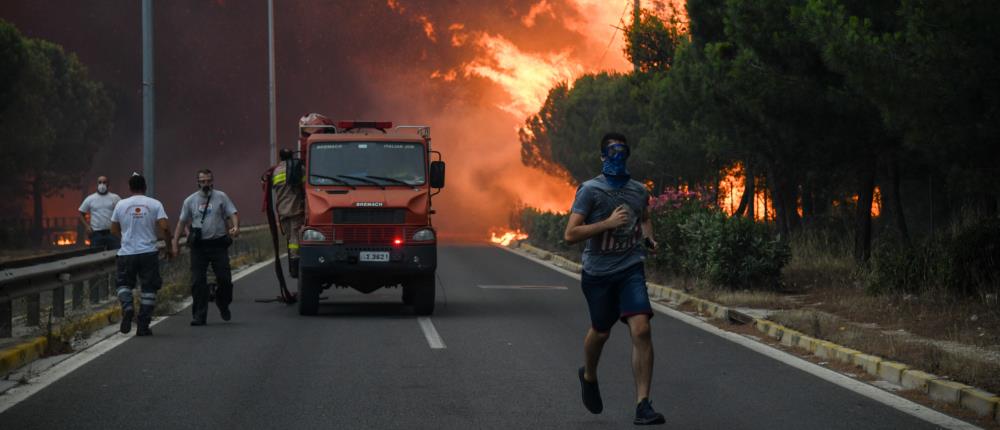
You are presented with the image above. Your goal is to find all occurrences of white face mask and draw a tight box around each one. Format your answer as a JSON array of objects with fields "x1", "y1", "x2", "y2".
[{"x1": 97, "y1": 184, "x2": 108, "y2": 194}]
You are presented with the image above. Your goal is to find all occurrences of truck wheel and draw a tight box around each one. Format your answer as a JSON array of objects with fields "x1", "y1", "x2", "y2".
[
  {"x1": 401, "y1": 285, "x2": 414, "y2": 306},
  {"x1": 412, "y1": 274, "x2": 436, "y2": 316},
  {"x1": 298, "y1": 271, "x2": 320, "y2": 316}
]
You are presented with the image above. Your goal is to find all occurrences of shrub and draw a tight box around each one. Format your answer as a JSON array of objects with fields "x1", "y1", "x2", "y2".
[
  {"x1": 866, "y1": 236, "x2": 950, "y2": 295},
  {"x1": 519, "y1": 207, "x2": 571, "y2": 251},
  {"x1": 866, "y1": 218, "x2": 1000, "y2": 298},
  {"x1": 517, "y1": 188, "x2": 791, "y2": 290},
  {"x1": 651, "y1": 199, "x2": 789, "y2": 290},
  {"x1": 948, "y1": 218, "x2": 1000, "y2": 297}
]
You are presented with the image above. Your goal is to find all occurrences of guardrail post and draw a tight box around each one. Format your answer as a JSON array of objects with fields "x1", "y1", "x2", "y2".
[
  {"x1": 74, "y1": 281, "x2": 84, "y2": 309},
  {"x1": 53, "y1": 285, "x2": 65, "y2": 318},
  {"x1": 0, "y1": 301, "x2": 11, "y2": 337},
  {"x1": 89, "y1": 275, "x2": 100, "y2": 304},
  {"x1": 103, "y1": 272, "x2": 112, "y2": 299},
  {"x1": 26, "y1": 293, "x2": 40, "y2": 326}
]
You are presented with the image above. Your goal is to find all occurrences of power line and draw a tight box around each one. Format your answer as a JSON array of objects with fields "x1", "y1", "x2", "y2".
[{"x1": 597, "y1": 0, "x2": 634, "y2": 67}]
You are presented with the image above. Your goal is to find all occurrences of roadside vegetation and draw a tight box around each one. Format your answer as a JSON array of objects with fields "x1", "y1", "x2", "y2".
[
  {"x1": 0, "y1": 20, "x2": 114, "y2": 244},
  {"x1": 513, "y1": 0, "x2": 999, "y2": 395}
]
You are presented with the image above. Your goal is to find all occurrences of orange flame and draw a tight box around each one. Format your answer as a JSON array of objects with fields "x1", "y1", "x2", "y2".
[
  {"x1": 52, "y1": 231, "x2": 77, "y2": 246},
  {"x1": 718, "y1": 163, "x2": 773, "y2": 221},
  {"x1": 490, "y1": 229, "x2": 529, "y2": 246},
  {"x1": 461, "y1": 32, "x2": 583, "y2": 118}
]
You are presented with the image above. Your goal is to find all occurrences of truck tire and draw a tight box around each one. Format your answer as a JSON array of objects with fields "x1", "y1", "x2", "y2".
[
  {"x1": 401, "y1": 285, "x2": 414, "y2": 306},
  {"x1": 298, "y1": 271, "x2": 320, "y2": 316},
  {"x1": 412, "y1": 274, "x2": 436, "y2": 316}
]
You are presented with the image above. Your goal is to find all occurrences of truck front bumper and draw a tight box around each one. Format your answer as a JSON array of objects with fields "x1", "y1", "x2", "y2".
[{"x1": 299, "y1": 243, "x2": 437, "y2": 279}]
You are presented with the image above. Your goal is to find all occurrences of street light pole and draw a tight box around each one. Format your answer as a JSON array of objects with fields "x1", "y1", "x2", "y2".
[
  {"x1": 142, "y1": 0, "x2": 155, "y2": 196},
  {"x1": 267, "y1": 0, "x2": 277, "y2": 166}
]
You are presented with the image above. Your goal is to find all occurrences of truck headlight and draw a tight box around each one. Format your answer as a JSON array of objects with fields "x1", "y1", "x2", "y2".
[
  {"x1": 411, "y1": 228, "x2": 435, "y2": 242},
  {"x1": 302, "y1": 229, "x2": 326, "y2": 241}
]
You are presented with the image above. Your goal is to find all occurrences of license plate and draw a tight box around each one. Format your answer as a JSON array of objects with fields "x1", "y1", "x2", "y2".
[{"x1": 359, "y1": 251, "x2": 390, "y2": 262}]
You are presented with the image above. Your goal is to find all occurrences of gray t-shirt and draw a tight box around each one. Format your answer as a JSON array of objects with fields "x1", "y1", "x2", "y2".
[
  {"x1": 79, "y1": 192, "x2": 121, "y2": 231},
  {"x1": 179, "y1": 190, "x2": 238, "y2": 240},
  {"x1": 570, "y1": 175, "x2": 650, "y2": 276}
]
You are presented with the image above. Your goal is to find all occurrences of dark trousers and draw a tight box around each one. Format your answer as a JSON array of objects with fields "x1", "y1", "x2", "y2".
[
  {"x1": 116, "y1": 251, "x2": 161, "y2": 328},
  {"x1": 91, "y1": 230, "x2": 120, "y2": 250},
  {"x1": 190, "y1": 244, "x2": 233, "y2": 322}
]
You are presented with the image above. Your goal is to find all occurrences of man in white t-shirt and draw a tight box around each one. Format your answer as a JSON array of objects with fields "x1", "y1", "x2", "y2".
[
  {"x1": 172, "y1": 168, "x2": 239, "y2": 326},
  {"x1": 110, "y1": 173, "x2": 174, "y2": 337},
  {"x1": 78, "y1": 175, "x2": 121, "y2": 250}
]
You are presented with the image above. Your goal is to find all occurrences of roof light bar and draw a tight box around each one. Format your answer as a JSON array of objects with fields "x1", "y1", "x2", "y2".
[{"x1": 337, "y1": 121, "x2": 393, "y2": 131}]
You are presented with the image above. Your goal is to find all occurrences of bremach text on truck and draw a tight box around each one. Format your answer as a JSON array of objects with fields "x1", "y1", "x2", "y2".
[{"x1": 294, "y1": 120, "x2": 445, "y2": 316}]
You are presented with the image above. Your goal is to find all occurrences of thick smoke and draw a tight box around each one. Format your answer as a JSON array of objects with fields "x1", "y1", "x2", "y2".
[{"x1": 1, "y1": 0, "x2": 637, "y2": 239}]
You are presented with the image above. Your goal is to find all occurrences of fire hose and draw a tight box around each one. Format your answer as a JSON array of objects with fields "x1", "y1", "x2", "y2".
[{"x1": 257, "y1": 167, "x2": 296, "y2": 304}]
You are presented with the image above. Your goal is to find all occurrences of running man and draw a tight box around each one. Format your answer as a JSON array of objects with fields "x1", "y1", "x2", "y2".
[{"x1": 564, "y1": 132, "x2": 665, "y2": 425}]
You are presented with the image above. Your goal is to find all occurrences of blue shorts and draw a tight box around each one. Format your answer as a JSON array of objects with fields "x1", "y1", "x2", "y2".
[{"x1": 580, "y1": 263, "x2": 653, "y2": 332}]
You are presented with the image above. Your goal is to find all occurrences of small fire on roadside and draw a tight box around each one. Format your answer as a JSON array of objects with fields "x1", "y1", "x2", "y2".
[
  {"x1": 53, "y1": 232, "x2": 77, "y2": 246},
  {"x1": 489, "y1": 229, "x2": 528, "y2": 246}
]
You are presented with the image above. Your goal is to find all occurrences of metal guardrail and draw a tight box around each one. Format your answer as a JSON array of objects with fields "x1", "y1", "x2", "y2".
[{"x1": 0, "y1": 225, "x2": 269, "y2": 337}]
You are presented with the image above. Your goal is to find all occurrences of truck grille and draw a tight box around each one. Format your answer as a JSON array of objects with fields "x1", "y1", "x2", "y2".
[
  {"x1": 311, "y1": 226, "x2": 425, "y2": 245},
  {"x1": 332, "y1": 208, "x2": 406, "y2": 224}
]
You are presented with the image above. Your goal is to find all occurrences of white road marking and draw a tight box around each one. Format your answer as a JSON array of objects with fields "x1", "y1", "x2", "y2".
[
  {"x1": 498, "y1": 244, "x2": 980, "y2": 430},
  {"x1": 0, "y1": 257, "x2": 276, "y2": 414},
  {"x1": 477, "y1": 285, "x2": 567, "y2": 290},
  {"x1": 418, "y1": 317, "x2": 446, "y2": 349}
]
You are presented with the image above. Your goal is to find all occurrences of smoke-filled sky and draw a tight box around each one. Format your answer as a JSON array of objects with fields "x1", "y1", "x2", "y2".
[{"x1": 1, "y1": 0, "x2": 677, "y2": 239}]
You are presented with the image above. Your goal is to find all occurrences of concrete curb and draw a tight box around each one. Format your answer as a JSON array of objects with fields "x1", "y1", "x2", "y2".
[
  {"x1": 0, "y1": 307, "x2": 121, "y2": 376},
  {"x1": 512, "y1": 241, "x2": 1000, "y2": 424}
]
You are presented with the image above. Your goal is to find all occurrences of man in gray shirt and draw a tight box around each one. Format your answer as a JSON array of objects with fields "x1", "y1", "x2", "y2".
[
  {"x1": 171, "y1": 169, "x2": 240, "y2": 326},
  {"x1": 564, "y1": 133, "x2": 665, "y2": 426},
  {"x1": 78, "y1": 175, "x2": 121, "y2": 250}
]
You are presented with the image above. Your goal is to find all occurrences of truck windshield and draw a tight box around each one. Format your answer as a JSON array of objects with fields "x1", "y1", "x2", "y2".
[{"x1": 309, "y1": 142, "x2": 426, "y2": 186}]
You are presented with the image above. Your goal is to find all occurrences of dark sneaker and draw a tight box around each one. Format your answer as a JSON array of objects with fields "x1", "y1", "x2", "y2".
[
  {"x1": 136, "y1": 326, "x2": 153, "y2": 337},
  {"x1": 633, "y1": 398, "x2": 665, "y2": 425},
  {"x1": 219, "y1": 306, "x2": 231, "y2": 321},
  {"x1": 578, "y1": 367, "x2": 603, "y2": 414},
  {"x1": 190, "y1": 319, "x2": 206, "y2": 326},
  {"x1": 120, "y1": 308, "x2": 134, "y2": 334}
]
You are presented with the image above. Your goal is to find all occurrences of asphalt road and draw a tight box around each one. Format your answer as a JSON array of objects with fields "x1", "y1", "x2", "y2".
[{"x1": 0, "y1": 245, "x2": 945, "y2": 429}]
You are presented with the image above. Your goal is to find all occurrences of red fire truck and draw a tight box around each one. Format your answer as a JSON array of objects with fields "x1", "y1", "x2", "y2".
[{"x1": 294, "y1": 120, "x2": 445, "y2": 316}]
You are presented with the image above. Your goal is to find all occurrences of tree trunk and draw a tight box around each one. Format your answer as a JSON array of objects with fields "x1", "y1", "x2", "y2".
[
  {"x1": 887, "y1": 156, "x2": 910, "y2": 245},
  {"x1": 31, "y1": 178, "x2": 44, "y2": 245},
  {"x1": 854, "y1": 160, "x2": 877, "y2": 263},
  {"x1": 769, "y1": 168, "x2": 789, "y2": 238},
  {"x1": 801, "y1": 178, "x2": 815, "y2": 226},
  {"x1": 771, "y1": 171, "x2": 800, "y2": 236},
  {"x1": 734, "y1": 160, "x2": 754, "y2": 218}
]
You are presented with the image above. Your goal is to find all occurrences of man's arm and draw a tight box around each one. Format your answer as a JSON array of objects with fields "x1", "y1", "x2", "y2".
[
  {"x1": 158, "y1": 218, "x2": 176, "y2": 258},
  {"x1": 564, "y1": 205, "x2": 628, "y2": 245},
  {"x1": 228, "y1": 213, "x2": 240, "y2": 237},
  {"x1": 172, "y1": 219, "x2": 190, "y2": 243},
  {"x1": 79, "y1": 212, "x2": 92, "y2": 234},
  {"x1": 640, "y1": 207, "x2": 657, "y2": 250},
  {"x1": 111, "y1": 222, "x2": 121, "y2": 238},
  {"x1": 157, "y1": 218, "x2": 173, "y2": 242}
]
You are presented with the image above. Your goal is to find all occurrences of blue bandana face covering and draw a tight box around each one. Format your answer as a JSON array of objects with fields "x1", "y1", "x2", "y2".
[{"x1": 601, "y1": 142, "x2": 630, "y2": 188}]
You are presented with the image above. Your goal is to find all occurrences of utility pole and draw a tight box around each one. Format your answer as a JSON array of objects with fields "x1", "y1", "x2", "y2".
[
  {"x1": 267, "y1": 0, "x2": 277, "y2": 166},
  {"x1": 142, "y1": 0, "x2": 155, "y2": 197},
  {"x1": 632, "y1": 0, "x2": 641, "y2": 72}
]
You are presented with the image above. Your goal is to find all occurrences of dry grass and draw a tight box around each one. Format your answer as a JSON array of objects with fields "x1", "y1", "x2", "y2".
[
  {"x1": 770, "y1": 308, "x2": 1000, "y2": 394},
  {"x1": 706, "y1": 290, "x2": 800, "y2": 309}
]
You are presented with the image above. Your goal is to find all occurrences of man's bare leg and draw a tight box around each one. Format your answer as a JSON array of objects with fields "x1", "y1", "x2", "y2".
[
  {"x1": 627, "y1": 314, "x2": 653, "y2": 402},
  {"x1": 583, "y1": 328, "x2": 611, "y2": 382}
]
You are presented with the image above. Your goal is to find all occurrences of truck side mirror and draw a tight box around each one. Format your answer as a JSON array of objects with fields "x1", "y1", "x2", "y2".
[{"x1": 430, "y1": 161, "x2": 445, "y2": 189}]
